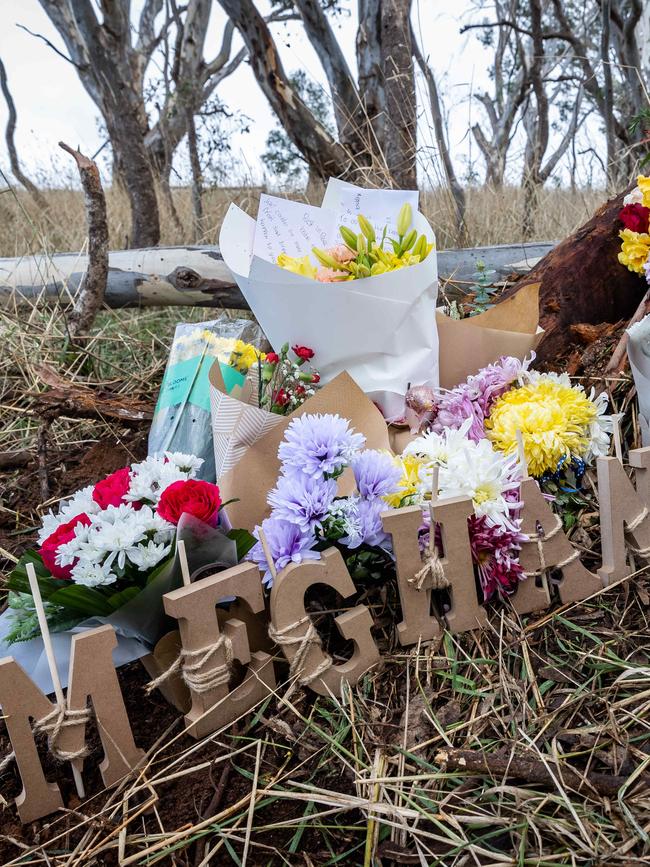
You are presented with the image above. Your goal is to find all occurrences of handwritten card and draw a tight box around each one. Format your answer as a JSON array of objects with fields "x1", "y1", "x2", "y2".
[
  {"x1": 335, "y1": 187, "x2": 420, "y2": 241},
  {"x1": 252, "y1": 194, "x2": 337, "y2": 264}
]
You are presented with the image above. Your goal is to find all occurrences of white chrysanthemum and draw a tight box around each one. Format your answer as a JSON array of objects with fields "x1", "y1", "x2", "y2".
[
  {"x1": 55, "y1": 522, "x2": 93, "y2": 567},
  {"x1": 439, "y1": 439, "x2": 521, "y2": 530},
  {"x1": 525, "y1": 370, "x2": 573, "y2": 388},
  {"x1": 133, "y1": 505, "x2": 175, "y2": 543},
  {"x1": 70, "y1": 559, "x2": 117, "y2": 588},
  {"x1": 128, "y1": 540, "x2": 171, "y2": 571},
  {"x1": 404, "y1": 418, "x2": 475, "y2": 466},
  {"x1": 586, "y1": 389, "x2": 613, "y2": 461},
  {"x1": 89, "y1": 508, "x2": 146, "y2": 570},
  {"x1": 37, "y1": 485, "x2": 100, "y2": 544},
  {"x1": 164, "y1": 451, "x2": 203, "y2": 475},
  {"x1": 156, "y1": 462, "x2": 191, "y2": 492},
  {"x1": 624, "y1": 187, "x2": 644, "y2": 206}
]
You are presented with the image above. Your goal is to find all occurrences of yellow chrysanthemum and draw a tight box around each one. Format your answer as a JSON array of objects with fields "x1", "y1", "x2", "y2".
[
  {"x1": 383, "y1": 454, "x2": 429, "y2": 508},
  {"x1": 618, "y1": 228, "x2": 650, "y2": 274},
  {"x1": 638, "y1": 174, "x2": 650, "y2": 209},
  {"x1": 485, "y1": 379, "x2": 597, "y2": 477},
  {"x1": 277, "y1": 253, "x2": 317, "y2": 279},
  {"x1": 229, "y1": 340, "x2": 266, "y2": 373}
]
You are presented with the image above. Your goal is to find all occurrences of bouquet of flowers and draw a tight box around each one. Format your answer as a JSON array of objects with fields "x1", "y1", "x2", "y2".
[
  {"x1": 234, "y1": 342, "x2": 320, "y2": 414},
  {"x1": 618, "y1": 175, "x2": 650, "y2": 284},
  {"x1": 425, "y1": 356, "x2": 612, "y2": 489},
  {"x1": 148, "y1": 316, "x2": 265, "y2": 481},
  {"x1": 277, "y1": 203, "x2": 433, "y2": 282},
  {"x1": 220, "y1": 178, "x2": 438, "y2": 418},
  {"x1": 247, "y1": 412, "x2": 526, "y2": 601},
  {"x1": 4, "y1": 452, "x2": 248, "y2": 644}
]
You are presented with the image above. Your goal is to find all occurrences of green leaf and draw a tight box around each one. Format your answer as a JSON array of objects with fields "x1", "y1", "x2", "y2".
[
  {"x1": 48, "y1": 585, "x2": 114, "y2": 617},
  {"x1": 6, "y1": 551, "x2": 68, "y2": 599},
  {"x1": 107, "y1": 586, "x2": 141, "y2": 609},
  {"x1": 227, "y1": 528, "x2": 257, "y2": 561}
]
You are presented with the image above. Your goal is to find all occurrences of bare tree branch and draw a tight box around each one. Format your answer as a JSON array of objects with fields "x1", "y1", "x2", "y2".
[
  {"x1": 58, "y1": 142, "x2": 108, "y2": 338},
  {"x1": 0, "y1": 57, "x2": 48, "y2": 209}
]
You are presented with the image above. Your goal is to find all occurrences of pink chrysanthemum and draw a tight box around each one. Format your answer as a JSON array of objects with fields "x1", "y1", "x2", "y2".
[{"x1": 433, "y1": 355, "x2": 532, "y2": 442}]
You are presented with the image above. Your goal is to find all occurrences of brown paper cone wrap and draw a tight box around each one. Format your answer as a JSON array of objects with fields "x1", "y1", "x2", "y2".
[
  {"x1": 213, "y1": 370, "x2": 391, "y2": 530},
  {"x1": 209, "y1": 363, "x2": 285, "y2": 479},
  {"x1": 437, "y1": 283, "x2": 542, "y2": 389}
]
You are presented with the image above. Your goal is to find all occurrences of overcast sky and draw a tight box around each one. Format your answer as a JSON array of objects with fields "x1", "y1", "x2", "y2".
[{"x1": 0, "y1": 0, "x2": 601, "y2": 188}]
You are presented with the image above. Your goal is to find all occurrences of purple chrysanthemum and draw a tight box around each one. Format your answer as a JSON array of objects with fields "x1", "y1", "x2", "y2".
[
  {"x1": 433, "y1": 355, "x2": 532, "y2": 442},
  {"x1": 341, "y1": 497, "x2": 392, "y2": 550},
  {"x1": 268, "y1": 472, "x2": 337, "y2": 532},
  {"x1": 351, "y1": 450, "x2": 402, "y2": 500},
  {"x1": 247, "y1": 517, "x2": 320, "y2": 587},
  {"x1": 278, "y1": 413, "x2": 365, "y2": 479}
]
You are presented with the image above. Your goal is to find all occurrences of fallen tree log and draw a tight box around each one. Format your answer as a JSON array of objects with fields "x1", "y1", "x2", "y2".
[
  {"x1": 508, "y1": 187, "x2": 645, "y2": 365},
  {"x1": 0, "y1": 241, "x2": 555, "y2": 309}
]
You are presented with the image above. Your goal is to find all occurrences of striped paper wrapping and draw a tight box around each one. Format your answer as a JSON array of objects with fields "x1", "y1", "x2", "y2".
[{"x1": 210, "y1": 372, "x2": 284, "y2": 479}]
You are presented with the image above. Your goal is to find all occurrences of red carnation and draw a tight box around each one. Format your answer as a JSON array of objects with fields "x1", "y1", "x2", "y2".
[
  {"x1": 93, "y1": 467, "x2": 131, "y2": 509},
  {"x1": 39, "y1": 513, "x2": 92, "y2": 579},
  {"x1": 273, "y1": 388, "x2": 290, "y2": 407},
  {"x1": 266, "y1": 352, "x2": 279, "y2": 364},
  {"x1": 292, "y1": 345, "x2": 314, "y2": 360},
  {"x1": 619, "y1": 203, "x2": 650, "y2": 234},
  {"x1": 311, "y1": 373, "x2": 320, "y2": 384},
  {"x1": 157, "y1": 479, "x2": 222, "y2": 527}
]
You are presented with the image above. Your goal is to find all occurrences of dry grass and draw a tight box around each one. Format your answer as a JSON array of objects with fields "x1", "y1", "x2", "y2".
[{"x1": 0, "y1": 182, "x2": 605, "y2": 257}]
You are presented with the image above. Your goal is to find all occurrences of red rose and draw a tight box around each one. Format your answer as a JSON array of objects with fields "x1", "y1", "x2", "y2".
[
  {"x1": 92, "y1": 467, "x2": 131, "y2": 509},
  {"x1": 157, "y1": 479, "x2": 222, "y2": 527},
  {"x1": 619, "y1": 203, "x2": 650, "y2": 234},
  {"x1": 292, "y1": 345, "x2": 314, "y2": 360},
  {"x1": 266, "y1": 352, "x2": 279, "y2": 364},
  {"x1": 273, "y1": 388, "x2": 290, "y2": 407},
  {"x1": 39, "y1": 513, "x2": 92, "y2": 579}
]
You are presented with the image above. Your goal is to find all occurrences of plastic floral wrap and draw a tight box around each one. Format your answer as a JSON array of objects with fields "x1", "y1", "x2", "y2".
[{"x1": 149, "y1": 316, "x2": 265, "y2": 481}]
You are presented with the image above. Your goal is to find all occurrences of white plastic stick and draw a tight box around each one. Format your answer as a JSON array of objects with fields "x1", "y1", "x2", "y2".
[
  {"x1": 515, "y1": 429, "x2": 528, "y2": 477},
  {"x1": 26, "y1": 562, "x2": 85, "y2": 799},
  {"x1": 176, "y1": 538, "x2": 192, "y2": 587}
]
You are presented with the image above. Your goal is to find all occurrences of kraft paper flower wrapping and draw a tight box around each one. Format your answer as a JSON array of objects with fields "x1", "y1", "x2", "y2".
[
  {"x1": 627, "y1": 313, "x2": 650, "y2": 445},
  {"x1": 218, "y1": 178, "x2": 438, "y2": 420},
  {"x1": 436, "y1": 283, "x2": 543, "y2": 389}
]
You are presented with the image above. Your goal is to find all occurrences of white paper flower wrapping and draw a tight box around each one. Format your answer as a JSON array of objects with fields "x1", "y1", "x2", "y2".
[{"x1": 219, "y1": 178, "x2": 439, "y2": 419}]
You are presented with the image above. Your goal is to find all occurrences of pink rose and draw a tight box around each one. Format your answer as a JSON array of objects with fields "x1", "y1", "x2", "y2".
[
  {"x1": 39, "y1": 513, "x2": 92, "y2": 579},
  {"x1": 93, "y1": 467, "x2": 131, "y2": 509},
  {"x1": 157, "y1": 479, "x2": 222, "y2": 527}
]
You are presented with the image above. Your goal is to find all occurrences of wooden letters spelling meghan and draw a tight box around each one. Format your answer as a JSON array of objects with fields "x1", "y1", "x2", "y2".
[{"x1": 3, "y1": 449, "x2": 650, "y2": 822}]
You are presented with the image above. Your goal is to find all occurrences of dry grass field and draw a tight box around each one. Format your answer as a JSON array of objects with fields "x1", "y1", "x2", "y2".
[{"x1": 0, "y1": 181, "x2": 606, "y2": 257}]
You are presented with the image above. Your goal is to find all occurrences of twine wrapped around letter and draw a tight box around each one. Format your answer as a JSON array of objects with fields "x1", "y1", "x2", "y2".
[
  {"x1": 268, "y1": 615, "x2": 332, "y2": 687},
  {"x1": 409, "y1": 546, "x2": 449, "y2": 591},
  {"x1": 624, "y1": 506, "x2": 650, "y2": 558},
  {"x1": 0, "y1": 703, "x2": 91, "y2": 772},
  {"x1": 523, "y1": 517, "x2": 579, "y2": 578},
  {"x1": 146, "y1": 634, "x2": 234, "y2": 696}
]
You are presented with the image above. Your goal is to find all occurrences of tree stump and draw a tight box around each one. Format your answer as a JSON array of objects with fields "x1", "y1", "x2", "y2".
[{"x1": 507, "y1": 187, "x2": 645, "y2": 365}]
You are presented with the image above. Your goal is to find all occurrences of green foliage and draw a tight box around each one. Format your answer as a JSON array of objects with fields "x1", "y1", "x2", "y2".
[
  {"x1": 227, "y1": 527, "x2": 257, "y2": 561},
  {"x1": 467, "y1": 260, "x2": 498, "y2": 315}
]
